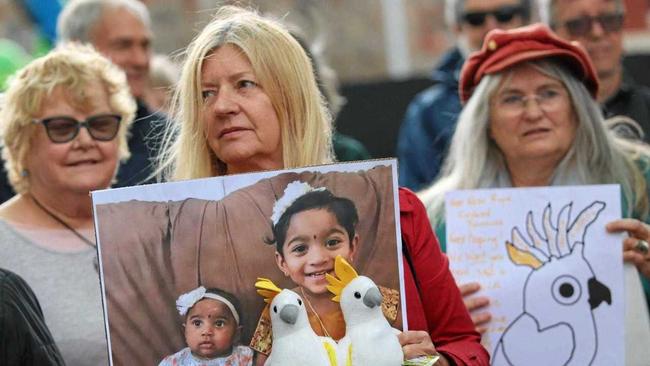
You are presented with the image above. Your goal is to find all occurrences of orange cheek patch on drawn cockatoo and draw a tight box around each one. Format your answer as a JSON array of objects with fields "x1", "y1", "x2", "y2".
[
  {"x1": 326, "y1": 256, "x2": 404, "y2": 366},
  {"x1": 255, "y1": 278, "x2": 337, "y2": 366},
  {"x1": 491, "y1": 202, "x2": 612, "y2": 366}
]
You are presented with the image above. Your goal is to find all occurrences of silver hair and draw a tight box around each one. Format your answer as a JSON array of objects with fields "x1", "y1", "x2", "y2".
[
  {"x1": 419, "y1": 59, "x2": 648, "y2": 224},
  {"x1": 537, "y1": 0, "x2": 625, "y2": 26},
  {"x1": 57, "y1": 0, "x2": 151, "y2": 44},
  {"x1": 445, "y1": 0, "x2": 532, "y2": 28}
]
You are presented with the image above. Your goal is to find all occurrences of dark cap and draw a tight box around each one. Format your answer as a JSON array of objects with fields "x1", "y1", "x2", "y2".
[{"x1": 459, "y1": 23, "x2": 598, "y2": 103}]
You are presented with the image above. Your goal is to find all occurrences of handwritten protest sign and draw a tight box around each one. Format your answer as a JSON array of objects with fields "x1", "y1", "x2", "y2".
[{"x1": 446, "y1": 185, "x2": 624, "y2": 365}]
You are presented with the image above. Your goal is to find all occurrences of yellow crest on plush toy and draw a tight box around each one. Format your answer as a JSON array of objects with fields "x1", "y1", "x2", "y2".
[
  {"x1": 255, "y1": 278, "x2": 282, "y2": 303},
  {"x1": 326, "y1": 255, "x2": 359, "y2": 302}
]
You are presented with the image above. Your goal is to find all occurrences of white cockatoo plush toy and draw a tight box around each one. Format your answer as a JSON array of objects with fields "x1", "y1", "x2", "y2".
[
  {"x1": 255, "y1": 278, "x2": 337, "y2": 366},
  {"x1": 326, "y1": 256, "x2": 404, "y2": 366}
]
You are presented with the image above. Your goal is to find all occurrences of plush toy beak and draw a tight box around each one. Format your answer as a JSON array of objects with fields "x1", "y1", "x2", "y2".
[
  {"x1": 363, "y1": 287, "x2": 382, "y2": 308},
  {"x1": 279, "y1": 304, "x2": 299, "y2": 324}
]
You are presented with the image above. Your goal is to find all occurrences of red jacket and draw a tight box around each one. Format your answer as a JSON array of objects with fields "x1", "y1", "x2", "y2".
[{"x1": 400, "y1": 188, "x2": 489, "y2": 365}]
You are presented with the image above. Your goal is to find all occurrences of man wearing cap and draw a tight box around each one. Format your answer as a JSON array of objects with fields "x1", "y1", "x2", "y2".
[
  {"x1": 397, "y1": 0, "x2": 531, "y2": 191},
  {"x1": 539, "y1": 0, "x2": 650, "y2": 142}
]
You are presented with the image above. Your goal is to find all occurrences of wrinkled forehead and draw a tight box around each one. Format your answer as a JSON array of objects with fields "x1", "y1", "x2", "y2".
[
  {"x1": 464, "y1": 0, "x2": 522, "y2": 12},
  {"x1": 552, "y1": 0, "x2": 621, "y2": 20},
  {"x1": 494, "y1": 62, "x2": 565, "y2": 93}
]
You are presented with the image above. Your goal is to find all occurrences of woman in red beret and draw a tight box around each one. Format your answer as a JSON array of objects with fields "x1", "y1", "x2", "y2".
[{"x1": 419, "y1": 23, "x2": 650, "y2": 362}]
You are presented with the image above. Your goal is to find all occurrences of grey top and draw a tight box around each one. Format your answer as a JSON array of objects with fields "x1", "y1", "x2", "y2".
[{"x1": 0, "y1": 219, "x2": 108, "y2": 365}]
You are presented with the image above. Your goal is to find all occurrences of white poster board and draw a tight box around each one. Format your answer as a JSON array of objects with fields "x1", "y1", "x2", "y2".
[{"x1": 446, "y1": 185, "x2": 624, "y2": 365}]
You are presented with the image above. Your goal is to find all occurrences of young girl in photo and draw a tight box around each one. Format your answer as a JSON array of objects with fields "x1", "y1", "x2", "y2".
[
  {"x1": 250, "y1": 181, "x2": 399, "y2": 363},
  {"x1": 160, "y1": 286, "x2": 253, "y2": 366}
]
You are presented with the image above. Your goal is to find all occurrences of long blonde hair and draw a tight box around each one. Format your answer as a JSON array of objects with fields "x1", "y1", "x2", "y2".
[{"x1": 158, "y1": 6, "x2": 333, "y2": 181}]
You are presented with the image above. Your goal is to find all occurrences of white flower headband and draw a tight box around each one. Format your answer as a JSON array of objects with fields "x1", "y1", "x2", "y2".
[
  {"x1": 271, "y1": 181, "x2": 326, "y2": 225},
  {"x1": 176, "y1": 286, "x2": 240, "y2": 325}
]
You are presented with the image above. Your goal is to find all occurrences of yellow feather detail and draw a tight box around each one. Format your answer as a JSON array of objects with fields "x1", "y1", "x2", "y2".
[
  {"x1": 335, "y1": 256, "x2": 359, "y2": 285},
  {"x1": 255, "y1": 278, "x2": 282, "y2": 303},
  {"x1": 326, "y1": 273, "x2": 344, "y2": 302},
  {"x1": 506, "y1": 242, "x2": 542, "y2": 269},
  {"x1": 326, "y1": 256, "x2": 359, "y2": 302},
  {"x1": 323, "y1": 341, "x2": 337, "y2": 366}
]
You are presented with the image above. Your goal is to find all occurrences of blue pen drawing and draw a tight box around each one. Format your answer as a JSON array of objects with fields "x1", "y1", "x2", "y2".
[{"x1": 492, "y1": 201, "x2": 612, "y2": 366}]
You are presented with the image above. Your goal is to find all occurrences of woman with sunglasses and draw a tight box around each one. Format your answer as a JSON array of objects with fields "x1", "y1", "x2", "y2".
[
  {"x1": 0, "y1": 43, "x2": 134, "y2": 364},
  {"x1": 419, "y1": 24, "x2": 650, "y2": 363}
]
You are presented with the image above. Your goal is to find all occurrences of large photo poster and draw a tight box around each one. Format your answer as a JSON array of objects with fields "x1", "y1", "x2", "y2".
[
  {"x1": 445, "y1": 185, "x2": 625, "y2": 366},
  {"x1": 92, "y1": 159, "x2": 404, "y2": 365}
]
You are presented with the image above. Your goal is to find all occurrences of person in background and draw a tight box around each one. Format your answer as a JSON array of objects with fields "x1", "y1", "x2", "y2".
[
  {"x1": 55, "y1": 0, "x2": 164, "y2": 187},
  {"x1": 157, "y1": 6, "x2": 487, "y2": 365},
  {"x1": 418, "y1": 24, "x2": 650, "y2": 363},
  {"x1": 397, "y1": 0, "x2": 531, "y2": 191},
  {"x1": 145, "y1": 54, "x2": 180, "y2": 115},
  {"x1": 0, "y1": 43, "x2": 135, "y2": 365},
  {"x1": 289, "y1": 28, "x2": 371, "y2": 162},
  {"x1": 538, "y1": 0, "x2": 650, "y2": 142}
]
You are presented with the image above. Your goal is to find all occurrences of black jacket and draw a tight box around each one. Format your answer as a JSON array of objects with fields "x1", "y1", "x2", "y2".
[{"x1": 0, "y1": 268, "x2": 65, "y2": 366}]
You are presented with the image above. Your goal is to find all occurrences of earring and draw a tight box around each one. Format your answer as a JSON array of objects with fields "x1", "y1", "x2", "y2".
[{"x1": 20, "y1": 169, "x2": 29, "y2": 177}]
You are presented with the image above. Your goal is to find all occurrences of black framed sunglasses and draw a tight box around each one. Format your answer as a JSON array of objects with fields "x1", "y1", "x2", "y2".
[
  {"x1": 560, "y1": 12, "x2": 624, "y2": 37},
  {"x1": 32, "y1": 114, "x2": 122, "y2": 143},
  {"x1": 462, "y1": 5, "x2": 523, "y2": 27}
]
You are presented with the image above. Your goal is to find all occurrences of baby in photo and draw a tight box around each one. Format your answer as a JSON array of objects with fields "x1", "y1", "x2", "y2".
[{"x1": 159, "y1": 286, "x2": 253, "y2": 366}]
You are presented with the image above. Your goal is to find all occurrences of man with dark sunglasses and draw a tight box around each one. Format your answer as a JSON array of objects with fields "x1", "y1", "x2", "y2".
[
  {"x1": 397, "y1": 0, "x2": 531, "y2": 191},
  {"x1": 539, "y1": 0, "x2": 650, "y2": 143}
]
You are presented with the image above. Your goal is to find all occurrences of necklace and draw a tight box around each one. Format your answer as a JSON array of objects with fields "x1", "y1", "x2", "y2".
[
  {"x1": 31, "y1": 195, "x2": 96, "y2": 248},
  {"x1": 299, "y1": 287, "x2": 332, "y2": 338}
]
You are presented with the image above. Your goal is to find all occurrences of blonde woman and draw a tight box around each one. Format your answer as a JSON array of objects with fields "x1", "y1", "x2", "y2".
[
  {"x1": 152, "y1": 6, "x2": 486, "y2": 365},
  {"x1": 0, "y1": 43, "x2": 134, "y2": 364},
  {"x1": 157, "y1": 7, "x2": 333, "y2": 180}
]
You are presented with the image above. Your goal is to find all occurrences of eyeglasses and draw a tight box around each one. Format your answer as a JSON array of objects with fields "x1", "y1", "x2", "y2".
[
  {"x1": 559, "y1": 12, "x2": 624, "y2": 37},
  {"x1": 494, "y1": 86, "x2": 568, "y2": 115},
  {"x1": 462, "y1": 5, "x2": 524, "y2": 27},
  {"x1": 32, "y1": 114, "x2": 122, "y2": 143}
]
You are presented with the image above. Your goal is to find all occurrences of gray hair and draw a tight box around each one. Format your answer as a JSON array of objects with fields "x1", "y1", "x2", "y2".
[
  {"x1": 445, "y1": 0, "x2": 532, "y2": 28},
  {"x1": 537, "y1": 0, "x2": 625, "y2": 26},
  {"x1": 57, "y1": 0, "x2": 151, "y2": 44},
  {"x1": 419, "y1": 59, "x2": 648, "y2": 224}
]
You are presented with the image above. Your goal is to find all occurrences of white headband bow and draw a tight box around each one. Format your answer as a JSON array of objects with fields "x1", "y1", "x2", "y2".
[
  {"x1": 271, "y1": 181, "x2": 326, "y2": 225},
  {"x1": 176, "y1": 286, "x2": 240, "y2": 325}
]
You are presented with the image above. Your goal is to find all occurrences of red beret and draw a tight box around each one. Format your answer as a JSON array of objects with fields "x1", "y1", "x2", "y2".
[{"x1": 458, "y1": 23, "x2": 598, "y2": 103}]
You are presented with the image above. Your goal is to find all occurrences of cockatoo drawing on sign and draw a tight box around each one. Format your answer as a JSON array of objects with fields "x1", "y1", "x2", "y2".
[
  {"x1": 326, "y1": 256, "x2": 404, "y2": 366},
  {"x1": 255, "y1": 278, "x2": 336, "y2": 366},
  {"x1": 491, "y1": 202, "x2": 612, "y2": 366}
]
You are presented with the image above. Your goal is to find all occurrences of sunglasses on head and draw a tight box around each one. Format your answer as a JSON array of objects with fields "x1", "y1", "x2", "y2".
[
  {"x1": 560, "y1": 12, "x2": 624, "y2": 37},
  {"x1": 462, "y1": 5, "x2": 523, "y2": 27},
  {"x1": 32, "y1": 114, "x2": 122, "y2": 143}
]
